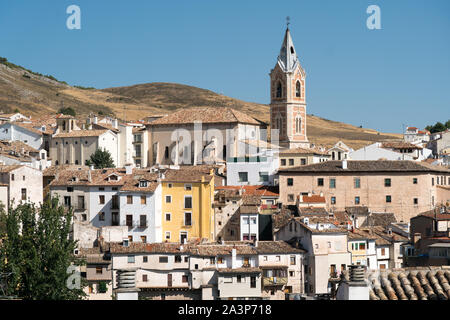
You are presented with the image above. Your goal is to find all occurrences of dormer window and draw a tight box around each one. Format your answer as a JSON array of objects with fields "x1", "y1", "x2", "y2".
[
  {"x1": 139, "y1": 180, "x2": 148, "y2": 188},
  {"x1": 107, "y1": 173, "x2": 120, "y2": 181},
  {"x1": 290, "y1": 46, "x2": 295, "y2": 54}
]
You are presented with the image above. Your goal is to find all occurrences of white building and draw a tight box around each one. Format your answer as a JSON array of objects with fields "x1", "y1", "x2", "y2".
[
  {"x1": 0, "y1": 122, "x2": 44, "y2": 150},
  {"x1": 0, "y1": 165, "x2": 43, "y2": 208}
]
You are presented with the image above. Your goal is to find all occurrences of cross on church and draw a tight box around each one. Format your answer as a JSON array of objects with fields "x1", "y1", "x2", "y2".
[{"x1": 286, "y1": 16, "x2": 290, "y2": 28}]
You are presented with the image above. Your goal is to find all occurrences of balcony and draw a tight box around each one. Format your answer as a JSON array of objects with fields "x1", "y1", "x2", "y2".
[
  {"x1": 262, "y1": 276, "x2": 288, "y2": 287},
  {"x1": 110, "y1": 203, "x2": 120, "y2": 210}
]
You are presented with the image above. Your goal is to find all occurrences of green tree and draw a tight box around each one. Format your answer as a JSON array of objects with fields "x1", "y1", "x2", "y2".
[
  {"x1": 445, "y1": 119, "x2": 450, "y2": 130},
  {"x1": 57, "y1": 107, "x2": 76, "y2": 117},
  {"x1": 86, "y1": 149, "x2": 115, "y2": 169},
  {"x1": 432, "y1": 122, "x2": 446, "y2": 133},
  {"x1": 0, "y1": 198, "x2": 86, "y2": 300}
]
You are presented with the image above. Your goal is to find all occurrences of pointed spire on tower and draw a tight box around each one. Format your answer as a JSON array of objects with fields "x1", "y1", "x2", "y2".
[{"x1": 277, "y1": 20, "x2": 299, "y2": 73}]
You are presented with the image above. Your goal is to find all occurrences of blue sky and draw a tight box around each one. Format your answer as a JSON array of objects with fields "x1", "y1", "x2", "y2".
[{"x1": 0, "y1": 0, "x2": 449, "y2": 133}]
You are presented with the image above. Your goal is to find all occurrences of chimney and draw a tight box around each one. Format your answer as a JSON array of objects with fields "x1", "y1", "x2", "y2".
[
  {"x1": 93, "y1": 116, "x2": 98, "y2": 124},
  {"x1": 336, "y1": 265, "x2": 369, "y2": 300},
  {"x1": 320, "y1": 191, "x2": 324, "y2": 197},
  {"x1": 231, "y1": 248, "x2": 237, "y2": 269},
  {"x1": 342, "y1": 159, "x2": 347, "y2": 169},
  {"x1": 113, "y1": 119, "x2": 118, "y2": 129},
  {"x1": 125, "y1": 163, "x2": 133, "y2": 175}
]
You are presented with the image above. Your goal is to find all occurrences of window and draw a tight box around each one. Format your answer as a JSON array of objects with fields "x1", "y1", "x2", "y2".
[
  {"x1": 287, "y1": 178, "x2": 294, "y2": 186},
  {"x1": 251, "y1": 217, "x2": 257, "y2": 224},
  {"x1": 250, "y1": 276, "x2": 256, "y2": 288},
  {"x1": 331, "y1": 197, "x2": 336, "y2": 205},
  {"x1": 317, "y1": 178, "x2": 324, "y2": 186},
  {"x1": 329, "y1": 178, "x2": 336, "y2": 188},
  {"x1": 217, "y1": 257, "x2": 224, "y2": 264},
  {"x1": 276, "y1": 81, "x2": 282, "y2": 98},
  {"x1": 413, "y1": 178, "x2": 418, "y2": 184},
  {"x1": 99, "y1": 212, "x2": 105, "y2": 221},
  {"x1": 139, "y1": 180, "x2": 147, "y2": 187},
  {"x1": 288, "y1": 194, "x2": 294, "y2": 202},
  {"x1": 67, "y1": 187, "x2": 74, "y2": 192},
  {"x1": 238, "y1": 172, "x2": 248, "y2": 182},
  {"x1": 295, "y1": 81, "x2": 301, "y2": 97},
  {"x1": 184, "y1": 196, "x2": 192, "y2": 209},
  {"x1": 165, "y1": 232, "x2": 171, "y2": 240},
  {"x1": 143, "y1": 256, "x2": 148, "y2": 263},
  {"x1": 165, "y1": 195, "x2": 172, "y2": 203},
  {"x1": 127, "y1": 255, "x2": 135, "y2": 263},
  {"x1": 140, "y1": 215, "x2": 147, "y2": 228},
  {"x1": 99, "y1": 195, "x2": 105, "y2": 204},
  {"x1": 384, "y1": 178, "x2": 391, "y2": 187},
  {"x1": 184, "y1": 212, "x2": 192, "y2": 226},
  {"x1": 21, "y1": 188, "x2": 27, "y2": 201},
  {"x1": 290, "y1": 255, "x2": 296, "y2": 265},
  {"x1": 184, "y1": 184, "x2": 192, "y2": 191},
  {"x1": 359, "y1": 243, "x2": 366, "y2": 250},
  {"x1": 381, "y1": 248, "x2": 386, "y2": 256},
  {"x1": 11, "y1": 174, "x2": 14, "y2": 181},
  {"x1": 96, "y1": 266, "x2": 102, "y2": 274},
  {"x1": 354, "y1": 178, "x2": 361, "y2": 188},
  {"x1": 165, "y1": 213, "x2": 171, "y2": 221},
  {"x1": 355, "y1": 196, "x2": 360, "y2": 205},
  {"x1": 142, "y1": 274, "x2": 148, "y2": 282},
  {"x1": 300, "y1": 158, "x2": 306, "y2": 165},
  {"x1": 126, "y1": 215, "x2": 133, "y2": 227},
  {"x1": 281, "y1": 159, "x2": 286, "y2": 166},
  {"x1": 432, "y1": 177, "x2": 434, "y2": 186},
  {"x1": 64, "y1": 196, "x2": 71, "y2": 207},
  {"x1": 287, "y1": 159, "x2": 293, "y2": 166},
  {"x1": 413, "y1": 198, "x2": 418, "y2": 205},
  {"x1": 210, "y1": 257, "x2": 215, "y2": 264},
  {"x1": 164, "y1": 147, "x2": 169, "y2": 159},
  {"x1": 237, "y1": 275, "x2": 242, "y2": 283},
  {"x1": 182, "y1": 275, "x2": 188, "y2": 283},
  {"x1": 175, "y1": 255, "x2": 182, "y2": 263},
  {"x1": 127, "y1": 195, "x2": 133, "y2": 204},
  {"x1": 259, "y1": 172, "x2": 269, "y2": 182},
  {"x1": 159, "y1": 256, "x2": 168, "y2": 263},
  {"x1": 386, "y1": 195, "x2": 392, "y2": 203},
  {"x1": 141, "y1": 195, "x2": 146, "y2": 205}
]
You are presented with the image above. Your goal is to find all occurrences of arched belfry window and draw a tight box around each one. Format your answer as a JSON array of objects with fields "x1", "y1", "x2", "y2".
[
  {"x1": 295, "y1": 116, "x2": 302, "y2": 134},
  {"x1": 296, "y1": 81, "x2": 301, "y2": 98},
  {"x1": 276, "y1": 81, "x2": 282, "y2": 98}
]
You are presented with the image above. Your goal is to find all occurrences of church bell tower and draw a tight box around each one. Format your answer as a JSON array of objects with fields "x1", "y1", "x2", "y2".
[{"x1": 270, "y1": 24, "x2": 309, "y2": 149}]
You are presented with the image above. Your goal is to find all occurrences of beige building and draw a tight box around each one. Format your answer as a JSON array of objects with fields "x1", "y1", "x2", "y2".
[
  {"x1": 279, "y1": 160, "x2": 450, "y2": 223},
  {"x1": 279, "y1": 147, "x2": 330, "y2": 169},
  {"x1": 274, "y1": 217, "x2": 351, "y2": 296},
  {"x1": 146, "y1": 107, "x2": 265, "y2": 166},
  {"x1": 0, "y1": 164, "x2": 43, "y2": 208},
  {"x1": 50, "y1": 114, "x2": 119, "y2": 167}
]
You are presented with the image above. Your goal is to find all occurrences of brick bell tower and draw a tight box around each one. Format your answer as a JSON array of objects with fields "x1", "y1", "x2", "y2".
[{"x1": 270, "y1": 25, "x2": 309, "y2": 149}]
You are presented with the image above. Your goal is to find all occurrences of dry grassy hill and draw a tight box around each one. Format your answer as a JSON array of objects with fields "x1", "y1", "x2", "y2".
[{"x1": 0, "y1": 58, "x2": 401, "y2": 149}]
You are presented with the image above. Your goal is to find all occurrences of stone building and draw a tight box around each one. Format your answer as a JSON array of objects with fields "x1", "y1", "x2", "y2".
[{"x1": 278, "y1": 160, "x2": 450, "y2": 223}]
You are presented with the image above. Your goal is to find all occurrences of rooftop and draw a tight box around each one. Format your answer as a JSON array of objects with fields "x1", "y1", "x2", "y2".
[{"x1": 278, "y1": 160, "x2": 450, "y2": 174}]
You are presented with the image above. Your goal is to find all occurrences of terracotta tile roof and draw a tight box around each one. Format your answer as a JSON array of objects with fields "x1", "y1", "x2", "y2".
[
  {"x1": 92, "y1": 123, "x2": 120, "y2": 133},
  {"x1": 333, "y1": 211, "x2": 352, "y2": 225},
  {"x1": 240, "y1": 205, "x2": 259, "y2": 214},
  {"x1": 278, "y1": 160, "x2": 450, "y2": 174},
  {"x1": 109, "y1": 242, "x2": 192, "y2": 254},
  {"x1": 413, "y1": 208, "x2": 450, "y2": 221},
  {"x1": 43, "y1": 165, "x2": 89, "y2": 177},
  {"x1": 162, "y1": 166, "x2": 214, "y2": 183},
  {"x1": 56, "y1": 114, "x2": 75, "y2": 119},
  {"x1": 362, "y1": 212, "x2": 397, "y2": 229},
  {"x1": 217, "y1": 267, "x2": 261, "y2": 274},
  {"x1": 120, "y1": 171, "x2": 159, "y2": 193},
  {"x1": 298, "y1": 207, "x2": 329, "y2": 215},
  {"x1": 0, "y1": 140, "x2": 38, "y2": 154},
  {"x1": 345, "y1": 206, "x2": 370, "y2": 216},
  {"x1": 149, "y1": 107, "x2": 261, "y2": 126},
  {"x1": 191, "y1": 243, "x2": 258, "y2": 256},
  {"x1": 53, "y1": 129, "x2": 109, "y2": 138},
  {"x1": 366, "y1": 267, "x2": 450, "y2": 300},
  {"x1": 280, "y1": 147, "x2": 329, "y2": 156},
  {"x1": 0, "y1": 164, "x2": 25, "y2": 173},
  {"x1": 216, "y1": 185, "x2": 279, "y2": 197},
  {"x1": 300, "y1": 195, "x2": 326, "y2": 203},
  {"x1": 382, "y1": 142, "x2": 423, "y2": 150},
  {"x1": 256, "y1": 241, "x2": 305, "y2": 254}
]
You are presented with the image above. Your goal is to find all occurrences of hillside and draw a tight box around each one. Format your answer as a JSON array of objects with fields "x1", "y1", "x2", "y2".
[{"x1": 0, "y1": 58, "x2": 401, "y2": 149}]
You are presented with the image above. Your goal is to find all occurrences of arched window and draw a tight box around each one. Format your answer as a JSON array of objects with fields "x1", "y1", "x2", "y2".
[
  {"x1": 276, "y1": 81, "x2": 282, "y2": 98},
  {"x1": 295, "y1": 116, "x2": 302, "y2": 134},
  {"x1": 296, "y1": 81, "x2": 301, "y2": 98},
  {"x1": 275, "y1": 114, "x2": 284, "y2": 137}
]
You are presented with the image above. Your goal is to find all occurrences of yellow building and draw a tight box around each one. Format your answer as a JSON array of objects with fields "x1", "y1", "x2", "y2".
[{"x1": 161, "y1": 166, "x2": 215, "y2": 243}]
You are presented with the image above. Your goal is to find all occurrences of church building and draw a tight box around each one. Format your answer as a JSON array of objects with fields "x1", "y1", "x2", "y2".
[{"x1": 270, "y1": 27, "x2": 309, "y2": 149}]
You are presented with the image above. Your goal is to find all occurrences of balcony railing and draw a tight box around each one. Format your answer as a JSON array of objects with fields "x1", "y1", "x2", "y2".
[{"x1": 262, "y1": 276, "x2": 287, "y2": 287}]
